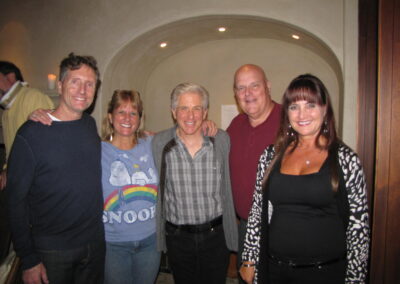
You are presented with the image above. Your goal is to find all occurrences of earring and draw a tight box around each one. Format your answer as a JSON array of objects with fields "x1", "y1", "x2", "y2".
[
  {"x1": 323, "y1": 120, "x2": 328, "y2": 133},
  {"x1": 287, "y1": 124, "x2": 295, "y2": 136}
]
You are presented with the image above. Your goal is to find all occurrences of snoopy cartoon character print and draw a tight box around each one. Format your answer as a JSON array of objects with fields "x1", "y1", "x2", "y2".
[{"x1": 102, "y1": 139, "x2": 158, "y2": 242}]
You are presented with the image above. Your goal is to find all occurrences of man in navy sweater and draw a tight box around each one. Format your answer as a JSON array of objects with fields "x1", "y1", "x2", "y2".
[{"x1": 6, "y1": 53, "x2": 105, "y2": 284}]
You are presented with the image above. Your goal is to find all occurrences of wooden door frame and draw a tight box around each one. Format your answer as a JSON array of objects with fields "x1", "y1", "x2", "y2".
[
  {"x1": 358, "y1": 0, "x2": 377, "y2": 282},
  {"x1": 358, "y1": 0, "x2": 377, "y2": 211},
  {"x1": 359, "y1": 0, "x2": 400, "y2": 282}
]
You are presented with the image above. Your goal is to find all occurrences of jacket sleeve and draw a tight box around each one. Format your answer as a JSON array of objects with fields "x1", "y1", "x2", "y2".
[
  {"x1": 6, "y1": 134, "x2": 41, "y2": 270},
  {"x1": 217, "y1": 130, "x2": 238, "y2": 252},
  {"x1": 339, "y1": 146, "x2": 370, "y2": 283},
  {"x1": 242, "y1": 146, "x2": 275, "y2": 264}
]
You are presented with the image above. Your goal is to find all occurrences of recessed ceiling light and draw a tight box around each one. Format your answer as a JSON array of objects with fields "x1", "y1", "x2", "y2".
[
  {"x1": 218, "y1": 27, "x2": 226, "y2": 32},
  {"x1": 160, "y1": 42, "x2": 167, "y2": 48},
  {"x1": 292, "y1": 34, "x2": 300, "y2": 40}
]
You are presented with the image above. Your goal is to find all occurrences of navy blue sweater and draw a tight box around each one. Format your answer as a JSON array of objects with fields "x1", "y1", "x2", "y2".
[{"x1": 6, "y1": 113, "x2": 104, "y2": 270}]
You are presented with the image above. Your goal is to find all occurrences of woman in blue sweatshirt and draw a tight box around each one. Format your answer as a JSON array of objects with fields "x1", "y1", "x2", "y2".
[{"x1": 101, "y1": 90, "x2": 160, "y2": 284}]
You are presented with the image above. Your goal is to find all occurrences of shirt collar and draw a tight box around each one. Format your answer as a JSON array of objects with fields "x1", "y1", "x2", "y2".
[
  {"x1": 173, "y1": 128, "x2": 212, "y2": 148},
  {"x1": 0, "y1": 81, "x2": 28, "y2": 109}
]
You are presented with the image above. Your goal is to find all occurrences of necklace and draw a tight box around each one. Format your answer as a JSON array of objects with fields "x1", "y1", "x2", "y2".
[{"x1": 295, "y1": 145, "x2": 314, "y2": 166}]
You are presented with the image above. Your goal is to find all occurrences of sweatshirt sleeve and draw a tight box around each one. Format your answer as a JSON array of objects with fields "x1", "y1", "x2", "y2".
[{"x1": 6, "y1": 133, "x2": 41, "y2": 270}]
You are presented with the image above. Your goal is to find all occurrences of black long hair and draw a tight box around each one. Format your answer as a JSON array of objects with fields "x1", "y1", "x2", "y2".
[{"x1": 0, "y1": 61, "x2": 24, "y2": 81}]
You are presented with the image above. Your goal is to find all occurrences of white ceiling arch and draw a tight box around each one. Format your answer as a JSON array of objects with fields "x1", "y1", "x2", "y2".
[{"x1": 101, "y1": 14, "x2": 343, "y2": 131}]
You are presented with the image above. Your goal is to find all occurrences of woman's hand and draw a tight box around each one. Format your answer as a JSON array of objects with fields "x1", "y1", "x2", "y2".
[
  {"x1": 29, "y1": 109, "x2": 53, "y2": 125},
  {"x1": 143, "y1": 130, "x2": 155, "y2": 136},
  {"x1": 239, "y1": 262, "x2": 255, "y2": 284}
]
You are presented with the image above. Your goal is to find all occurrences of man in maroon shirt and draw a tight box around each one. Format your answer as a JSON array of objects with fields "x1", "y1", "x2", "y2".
[{"x1": 227, "y1": 64, "x2": 281, "y2": 282}]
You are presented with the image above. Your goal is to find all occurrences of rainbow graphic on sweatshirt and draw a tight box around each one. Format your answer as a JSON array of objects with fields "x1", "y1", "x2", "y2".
[{"x1": 104, "y1": 184, "x2": 157, "y2": 211}]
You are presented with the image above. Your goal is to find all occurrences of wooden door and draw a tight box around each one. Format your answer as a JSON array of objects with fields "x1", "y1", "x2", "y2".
[{"x1": 368, "y1": 0, "x2": 400, "y2": 282}]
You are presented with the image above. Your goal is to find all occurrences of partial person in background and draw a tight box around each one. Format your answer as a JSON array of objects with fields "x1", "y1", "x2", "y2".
[
  {"x1": 227, "y1": 64, "x2": 281, "y2": 281},
  {"x1": 0, "y1": 61, "x2": 54, "y2": 189},
  {"x1": 152, "y1": 82, "x2": 238, "y2": 284},
  {"x1": 240, "y1": 74, "x2": 369, "y2": 284},
  {"x1": 101, "y1": 89, "x2": 160, "y2": 284},
  {"x1": 6, "y1": 53, "x2": 105, "y2": 284}
]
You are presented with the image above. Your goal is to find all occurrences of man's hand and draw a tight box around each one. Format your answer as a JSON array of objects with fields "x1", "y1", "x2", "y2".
[
  {"x1": 29, "y1": 109, "x2": 53, "y2": 125},
  {"x1": 0, "y1": 169, "x2": 6, "y2": 190},
  {"x1": 22, "y1": 263, "x2": 49, "y2": 284},
  {"x1": 201, "y1": 120, "x2": 218, "y2": 137}
]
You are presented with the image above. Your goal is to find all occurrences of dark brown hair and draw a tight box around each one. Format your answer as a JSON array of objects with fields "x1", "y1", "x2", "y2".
[
  {"x1": 59, "y1": 52, "x2": 100, "y2": 87},
  {"x1": 0, "y1": 61, "x2": 24, "y2": 81},
  {"x1": 264, "y1": 74, "x2": 340, "y2": 191}
]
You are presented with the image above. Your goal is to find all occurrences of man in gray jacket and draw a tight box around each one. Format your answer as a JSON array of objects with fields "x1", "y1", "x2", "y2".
[{"x1": 152, "y1": 82, "x2": 237, "y2": 284}]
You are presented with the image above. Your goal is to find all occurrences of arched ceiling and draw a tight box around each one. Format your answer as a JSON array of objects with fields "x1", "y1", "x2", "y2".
[
  {"x1": 101, "y1": 14, "x2": 343, "y2": 127},
  {"x1": 103, "y1": 15, "x2": 343, "y2": 92}
]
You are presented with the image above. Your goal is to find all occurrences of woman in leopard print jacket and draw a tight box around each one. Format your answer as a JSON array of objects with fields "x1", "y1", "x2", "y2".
[{"x1": 239, "y1": 74, "x2": 369, "y2": 284}]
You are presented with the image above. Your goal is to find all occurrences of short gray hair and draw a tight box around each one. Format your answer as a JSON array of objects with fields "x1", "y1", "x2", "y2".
[{"x1": 170, "y1": 82, "x2": 209, "y2": 110}]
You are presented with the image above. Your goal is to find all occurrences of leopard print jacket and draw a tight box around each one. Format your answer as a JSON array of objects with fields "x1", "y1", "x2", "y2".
[{"x1": 242, "y1": 144, "x2": 370, "y2": 283}]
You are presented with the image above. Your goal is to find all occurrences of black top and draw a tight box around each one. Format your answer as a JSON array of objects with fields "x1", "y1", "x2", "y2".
[
  {"x1": 6, "y1": 113, "x2": 104, "y2": 270},
  {"x1": 268, "y1": 157, "x2": 346, "y2": 262}
]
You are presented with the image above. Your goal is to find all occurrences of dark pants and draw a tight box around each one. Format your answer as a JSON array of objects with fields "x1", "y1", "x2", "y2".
[
  {"x1": 237, "y1": 218, "x2": 247, "y2": 284},
  {"x1": 267, "y1": 257, "x2": 346, "y2": 284},
  {"x1": 37, "y1": 240, "x2": 105, "y2": 284},
  {"x1": 165, "y1": 222, "x2": 229, "y2": 284}
]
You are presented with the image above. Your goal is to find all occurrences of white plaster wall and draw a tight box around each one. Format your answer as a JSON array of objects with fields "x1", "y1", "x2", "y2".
[
  {"x1": 342, "y1": 0, "x2": 359, "y2": 148},
  {"x1": 144, "y1": 38, "x2": 339, "y2": 132},
  {"x1": 0, "y1": 0, "x2": 358, "y2": 148}
]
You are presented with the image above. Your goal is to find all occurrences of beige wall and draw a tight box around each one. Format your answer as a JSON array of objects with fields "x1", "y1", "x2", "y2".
[
  {"x1": 0, "y1": 0, "x2": 358, "y2": 148},
  {"x1": 144, "y1": 38, "x2": 339, "y2": 132}
]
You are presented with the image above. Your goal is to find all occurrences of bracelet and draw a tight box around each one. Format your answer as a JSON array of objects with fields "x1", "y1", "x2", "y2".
[{"x1": 242, "y1": 262, "x2": 255, "y2": 268}]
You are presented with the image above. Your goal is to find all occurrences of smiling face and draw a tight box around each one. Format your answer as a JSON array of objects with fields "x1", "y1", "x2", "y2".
[
  {"x1": 109, "y1": 100, "x2": 140, "y2": 139},
  {"x1": 56, "y1": 64, "x2": 96, "y2": 120},
  {"x1": 234, "y1": 65, "x2": 272, "y2": 121},
  {"x1": 288, "y1": 100, "x2": 326, "y2": 141},
  {"x1": 172, "y1": 92, "x2": 208, "y2": 138}
]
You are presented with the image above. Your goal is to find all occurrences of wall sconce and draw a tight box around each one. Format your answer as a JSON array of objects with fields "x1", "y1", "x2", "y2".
[{"x1": 47, "y1": 74, "x2": 57, "y2": 90}]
